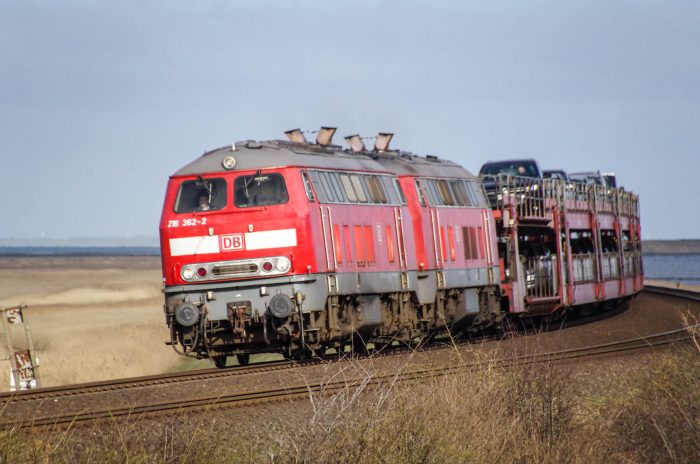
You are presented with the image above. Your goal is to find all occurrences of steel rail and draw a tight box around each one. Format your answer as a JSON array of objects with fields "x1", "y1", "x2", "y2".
[
  {"x1": 6, "y1": 323, "x2": 697, "y2": 430},
  {"x1": 0, "y1": 359, "x2": 297, "y2": 403}
]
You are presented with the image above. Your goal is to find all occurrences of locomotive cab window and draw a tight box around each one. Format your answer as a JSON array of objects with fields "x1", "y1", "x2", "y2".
[
  {"x1": 301, "y1": 172, "x2": 315, "y2": 201},
  {"x1": 175, "y1": 178, "x2": 227, "y2": 213},
  {"x1": 234, "y1": 173, "x2": 289, "y2": 207}
]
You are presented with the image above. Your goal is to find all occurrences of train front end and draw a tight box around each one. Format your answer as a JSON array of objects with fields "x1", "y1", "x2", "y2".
[{"x1": 159, "y1": 146, "x2": 320, "y2": 366}]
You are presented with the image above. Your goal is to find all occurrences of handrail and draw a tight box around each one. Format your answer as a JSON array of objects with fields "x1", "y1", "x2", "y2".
[{"x1": 483, "y1": 174, "x2": 639, "y2": 218}]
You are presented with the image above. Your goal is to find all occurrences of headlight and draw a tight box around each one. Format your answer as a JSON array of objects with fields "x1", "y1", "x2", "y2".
[
  {"x1": 274, "y1": 257, "x2": 291, "y2": 273},
  {"x1": 182, "y1": 267, "x2": 195, "y2": 280}
]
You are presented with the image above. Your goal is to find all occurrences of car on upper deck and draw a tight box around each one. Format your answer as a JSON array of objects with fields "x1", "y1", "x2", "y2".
[
  {"x1": 543, "y1": 169, "x2": 569, "y2": 182},
  {"x1": 569, "y1": 171, "x2": 605, "y2": 186},
  {"x1": 602, "y1": 172, "x2": 617, "y2": 189},
  {"x1": 479, "y1": 159, "x2": 542, "y2": 179},
  {"x1": 478, "y1": 158, "x2": 542, "y2": 207}
]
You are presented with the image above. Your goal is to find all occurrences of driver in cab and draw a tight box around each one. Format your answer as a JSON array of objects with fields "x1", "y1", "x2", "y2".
[{"x1": 198, "y1": 194, "x2": 210, "y2": 211}]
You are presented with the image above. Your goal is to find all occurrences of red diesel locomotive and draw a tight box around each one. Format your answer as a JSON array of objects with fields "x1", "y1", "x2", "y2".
[{"x1": 159, "y1": 128, "x2": 643, "y2": 366}]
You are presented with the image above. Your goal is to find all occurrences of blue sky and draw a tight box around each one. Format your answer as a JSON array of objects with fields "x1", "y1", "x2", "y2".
[{"x1": 1, "y1": 0, "x2": 698, "y2": 240}]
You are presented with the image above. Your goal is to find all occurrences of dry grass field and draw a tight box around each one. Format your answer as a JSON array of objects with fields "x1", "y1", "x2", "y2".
[
  {"x1": 2, "y1": 340, "x2": 698, "y2": 463},
  {"x1": 0, "y1": 256, "x2": 191, "y2": 390}
]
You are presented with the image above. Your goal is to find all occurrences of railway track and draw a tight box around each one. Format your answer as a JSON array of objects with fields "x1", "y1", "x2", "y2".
[
  {"x1": 1, "y1": 285, "x2": 696, "y2": 430},
  {"x1": 4, "y1": 322, "x2": 696, "y2": 430},
  {"x1": 0, "y1": 287, "x2": 634, "y2": 404},
  {"x1": 0, "y1": 359, "x2": 297, "y2": 403},
  {"x1": 643, "y1": 284, "x2": 700, "y2": 302},
  {"x1": 0, "y1": 315, "x2": 607, "y2": 405}
]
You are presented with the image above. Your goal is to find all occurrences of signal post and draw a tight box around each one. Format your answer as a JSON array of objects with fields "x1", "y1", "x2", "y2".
[{"x1": 1, "y1": 305, "x2": 40, "y2": 390}]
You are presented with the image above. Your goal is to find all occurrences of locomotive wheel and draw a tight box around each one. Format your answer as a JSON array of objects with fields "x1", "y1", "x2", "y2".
[
  {"x1": 292, "y1": 348, "x2": 314, "y2": 361},
  {"x1": 410, "y1": 335, "x2": 429, "y2": 350},
  {"x1": 236, "y1": 353, "x2": 250, "y2": 366},
  {"x1": 351, "y1": 335, "x2": 369, "y2": 357},
  {"x1": 212, "y1": 355, "x2": 227, "y2": 369},
  {"x1": 331, "y1": 347, "x2": 347, "y2": 359}
]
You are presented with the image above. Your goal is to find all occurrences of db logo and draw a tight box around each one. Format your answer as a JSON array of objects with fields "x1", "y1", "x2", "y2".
[{"x1": 220, "y1": 234, "x2": 244, "y2": 251}]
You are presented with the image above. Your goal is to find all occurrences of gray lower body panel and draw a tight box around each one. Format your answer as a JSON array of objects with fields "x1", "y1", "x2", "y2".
[{"x1": 164, "y1": 266, "x2": 500, "y2": 322}]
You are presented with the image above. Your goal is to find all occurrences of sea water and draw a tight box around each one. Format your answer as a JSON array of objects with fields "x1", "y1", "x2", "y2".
[
  {"x1": 0, "y1": 246, "x2": 160, "y2": 256},
  {"x1": 643, "y1": 254, "x2": 700, "y2": 286}
]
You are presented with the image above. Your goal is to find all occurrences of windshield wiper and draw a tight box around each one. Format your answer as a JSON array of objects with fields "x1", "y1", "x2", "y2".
[
  {"x1": 242, "y1": 170, "x2": 262, "y2": 199},
  {"x1": 197, "y1": 176, "x2": 212, "y2": 194}
]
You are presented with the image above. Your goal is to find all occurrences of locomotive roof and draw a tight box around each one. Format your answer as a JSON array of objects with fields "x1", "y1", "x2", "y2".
[{"x1": 173, "y1": 140, "x2": 476, "y2": 180}]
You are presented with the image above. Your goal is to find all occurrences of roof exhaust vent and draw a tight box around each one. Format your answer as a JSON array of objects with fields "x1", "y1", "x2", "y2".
[
  {"x1": 285, "y1": 128, "x2": 307, "y2": 143},
  {"x1": 316, "y1": 127, "x2": 337, "y2": 146},
  {"x1": 374, "y1": 132, "x2": 394, "y2": 152},
  {"x1": 344, "y1": 134, "x2": 365, "y2": 153}
]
